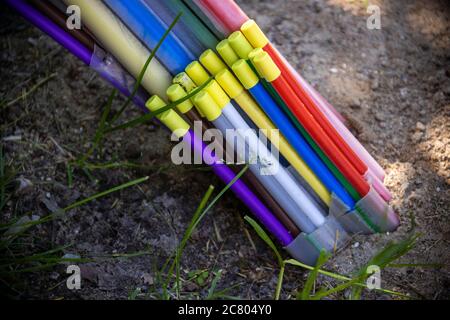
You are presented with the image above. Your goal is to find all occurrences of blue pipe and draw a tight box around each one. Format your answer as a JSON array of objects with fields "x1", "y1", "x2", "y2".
[
  {"x1": 143, "y1": 0, "x2": 206, "y2": 57},
  {"x1": 104, "y1": 0, "x2": 194, "y2": 74},
  {"x1": 249, "y1": 83, "x2": 355, "y2": 208}
]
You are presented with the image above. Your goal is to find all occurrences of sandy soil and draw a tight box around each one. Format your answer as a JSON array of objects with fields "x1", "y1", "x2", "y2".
[{"x1": 0, "y1": 0, "x2": 449, "y2": 299}]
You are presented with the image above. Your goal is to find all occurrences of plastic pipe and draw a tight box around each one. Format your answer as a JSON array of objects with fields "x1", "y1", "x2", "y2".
[
  {"x1": 240, "y1": 20, "x2": 387, "y2": 182},
  {"x1": 232, "y1": 60, "x2": 355, "y2": 209},
  {"x1": 193, "y1": 0, "x2": 347, "y2": 124},
  {"x1": 247, "y1": 53, "x2": 391, "y2": 201},
  {"x1": 163, "y1": 0, "x2": 220, "y2": 49},
  {"x1": 221, "y1": 101, "x2": 326, "y2": 228},
  {"x1": 261, "y1": 44, "x2": 368, "y2": 175},
  {"x1": 63, "y1": 0, "x2": 171, "y2": 99},
  {"x1": 183, "y1": 62, "x2": 323, "y2": 230},
  {"x1": 7, "y1": 0, "x2": 91, "y2": 65},
  {"x1": 29, "y1": 0, "x2": 95, "y2": 52},
  {"x1": 104, "y1": 0, "x2": 194, "y2": 74},
  {"x1": 251, "y1": 51, "x2": 371, "y2": 197},
  {"x1": 9, "y1": 0, "x2": 293, "y2": 247},
  {"x1": 167, "y1": 84, "x2": 301, "y2": 237},
  {"x1": 18, "y1": 0, "x2": 152, "y2": 113},
  {"x1": 147, "y1": 96, "x2": 293, "y2": 246},
  {"x1": 211, "y1": 87, "x2": 326, "y2": 228},
  {"x1": 142, "y1": 0, "x2": 205, "y2": 57},
  {"x1": 290, "y1": 64, "x2": 387, "y2": 182},
  {"x1": 194, "y1": 0, "x2": 349, "y2": 126},
  {"x1": 192, "y1": 0, "x2": 386, "y2": 181},
  {"x1": 226, "y1": 30, "x2": 371, "y2": 197},
  {"x1": 184, "y1": 0, "x2": 228, "y2": 39},
  {"x1": 200, "y1": 50, "x2": 332, "y2": 205},
  {"x1": 193, "y1": 90, "x2": 317, "y2": 233},
  {"x1": 259, "y1": 72, "x2": 361, "y2": 201},
  {"x1": 194, "y1": 0, "x2": 247, "y2": 36}
]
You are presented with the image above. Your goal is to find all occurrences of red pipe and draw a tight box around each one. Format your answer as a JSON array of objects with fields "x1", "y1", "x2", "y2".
[
  {"x1": 197, "y1": 0, "x2": 248, "y2": 34},
  {"x1": 271, "y1": 74, "x2": 370, "y2": 196},
  {"x1": 265, "y1": 44, "x2": 368, "y2": 176}
]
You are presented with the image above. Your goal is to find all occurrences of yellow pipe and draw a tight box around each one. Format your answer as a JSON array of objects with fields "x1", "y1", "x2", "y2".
[
  {"x1": 216, "y1": 68, "x2": 331, "y2": 205},
  {"x1": 63, "y1": 0, "x2": 171, "y2": 99},
  {"x1": 235, "y1": 92, "x2": 331, "y2": 205}
]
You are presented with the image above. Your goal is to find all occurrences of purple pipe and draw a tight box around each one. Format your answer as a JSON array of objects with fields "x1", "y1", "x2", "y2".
[
  {"x1": 6, "y1": 0, "x2": 293, "y2": 246},
  {"x1": 5, "y1": 0, "x2": 91, "y2": 65},
  {"x1": 188, "y1": 129, "x2": 293, "y2": 246}
]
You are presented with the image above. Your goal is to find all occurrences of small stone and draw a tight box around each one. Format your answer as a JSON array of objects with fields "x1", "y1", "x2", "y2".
[
  {"x1": 400, "y1": 88, "x2": 408, "y2": 100},
  {"x1": 375, "y1": 112, "x2": 385, "y2": 122},
  {"x1": 15, "y1": 177, "x2": 33, "y2": 194},
  {"x1": 49, "y1": 272, "x2": 60, "y2": 280},
  {"x1": 416, "y1": 122, "x2": 426, "y2": 131},
  {"x1": 330, "y1": 67, "x2": 338, "y2": 73},
  {"x1": 353, "y1": 242, "x2": 360, "y2": 248},
  {"x1": 62, "y1": 253, "x2": 81, "y2": 260},
  {"x1": 436, "y1": 187, "x2": 441, "y2": 192},
  {"x1": 371, "y1": 79, "x2": 379, "y2": 90},
  {"x1": 401, "y1": 182, "x2": 410, "y2": 191},
  {"x1": 412, "y1": 131, "x2": 423, "y2": 142},
  {"x1": 141, "y1": 273, "x2": 154, "y2": 285},
  {"x1": 350, "y1": 98, "x2": 361, "y2": 109}
]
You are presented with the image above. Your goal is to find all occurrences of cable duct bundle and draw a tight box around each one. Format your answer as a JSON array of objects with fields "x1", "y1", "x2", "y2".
[{"x1": 6, "y1": 0, "x2": 400, "y2": 265}]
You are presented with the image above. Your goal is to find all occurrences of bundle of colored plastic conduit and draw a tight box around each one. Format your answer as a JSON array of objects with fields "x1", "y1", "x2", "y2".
[
  {"x1": 191, "y1": 0, "x2": 399, "y2": 231},
  {"x1": 6, "y1": 0, "x2": 400, "y2": 265}
]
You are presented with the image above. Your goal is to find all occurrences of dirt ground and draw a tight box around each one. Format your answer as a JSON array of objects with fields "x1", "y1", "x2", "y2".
[{"x1": 1, "y1": 0, "x2": 449, "y2": 299}]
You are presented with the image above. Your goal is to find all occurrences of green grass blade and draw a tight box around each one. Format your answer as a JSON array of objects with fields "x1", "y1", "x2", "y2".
[
  {"x1": 243, "y1": 215, "x2": 282, "y2": 266},
  {"x1": 206, "y1": 269, "x2": 223, "y2": 299},
  {"x1": 175, "y1": 184, "x2": 215, "y2": 299},
  {"x1": 109, "y1": 13, "x2": 183, "y2": 125},
  {"x1": 162, "y1": 164, "x2": 248, "y2": 299},
  {"x1": 351, "y1": 232, "x2": 419, "y2": 299},
  {"x1": 243, "y1": 215, "x2": 286, "y2": 299},
  {"x1": 63, "y1": 176, "x2": 148, "y2": 211},
  {"x1": 274, "y1": 263, "x2": 285, "y2": 300},
  {"x1": 313, "y1": 275, "x2": 365, "y2": 300},
  {"x1": 298, "y1": 250, "x2": 330, "y2": 300},
  {"x1": 0, "y1": 176, "x2": 150, "y2": 235},
  {"x1": 105, "y1": 77, "x2": 212, "y2": 133},
  {"x1": 284, "y1": 259, "x2": 408, "y2": 298}
]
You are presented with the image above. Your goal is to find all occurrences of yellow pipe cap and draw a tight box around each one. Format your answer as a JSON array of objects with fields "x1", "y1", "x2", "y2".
[
  {"x1": 166, "y1": 84, "x2": 193, "y2": 114},
  {"x1": 252, "y1": 51, "x2": 281, "y2": 82},
  {"x1": 216, "y1": 39, "x2": 239, "y2": 68},
  {"x1": 173, "y1": 72, "x2": 204, "y2": 117},
  {"x1": 241, "y1": 20, "x2": 269, "y2": 48},
  {"x1": 248, "y1": 48, "x2": 265, "y2": 77},
  {"x1": 215, "y1": 69, "x2": 244, "y2": 99},
  {"x1": 185, "y1": 61, "x2": 209, "y2": 86},
  {"x1": 205, "y1": 80, "x2": 230, "y2": 109},
  {"x1": 193, "y1": 91, "x2": 221, "y2": 122},
  {"x1": 146, "y1": 95, "x2": 190, "y2": 138},
  {"x1": 231, "y1": 59, "x2": 259, "y2": 90},
  {"x1": 228, "y1": 31, "x2": 254, "y2": 59},
  {"x1": 248, "y1": 47, "x2": 264, "y2": 61},
  {"x1": 173, "y1": 72, "x2": 197, "y2": 92},
  {"x1": 199, "y1": 49, "x2": 227, "y2": 76}
]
